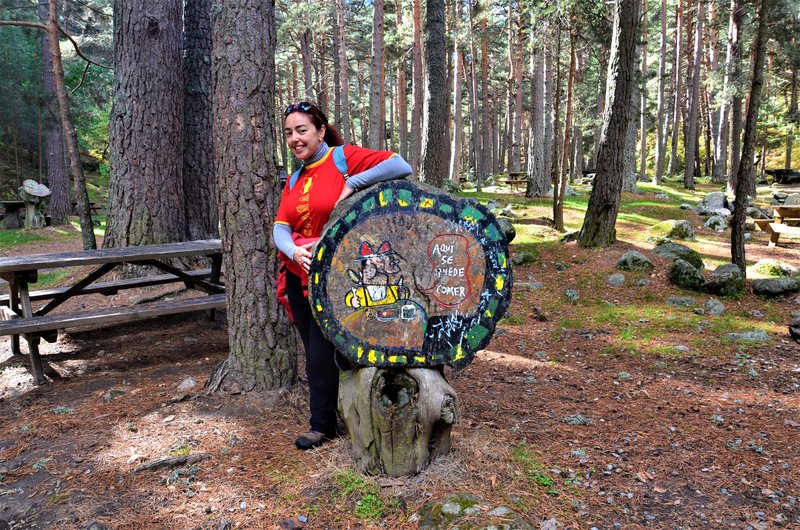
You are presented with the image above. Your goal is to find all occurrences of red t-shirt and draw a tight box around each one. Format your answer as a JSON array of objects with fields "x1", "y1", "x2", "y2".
[{"x1": 275, "y1": 144, "x2": 396, "y2": 239}]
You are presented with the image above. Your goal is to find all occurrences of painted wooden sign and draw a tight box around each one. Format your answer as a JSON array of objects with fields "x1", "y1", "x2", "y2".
[{"x1": 309, "y1": 181, "x2": 512, "y2": 369}]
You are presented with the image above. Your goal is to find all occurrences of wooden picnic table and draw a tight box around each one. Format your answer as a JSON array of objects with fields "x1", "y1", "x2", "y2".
[
  {"x1": 753, "y1": 205, "x2": 800, "y2": 246},
  {"x1": 0, "y1": 239, "x2": 225, "y2": 384},
  {"x1": 502, "y1": 171, "x2": 527, "y2": 191}
]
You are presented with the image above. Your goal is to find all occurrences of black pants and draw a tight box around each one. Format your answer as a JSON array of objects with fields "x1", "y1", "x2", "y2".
[{"x1": 285, "y1": 270, "x2": 339, "y2": 438}]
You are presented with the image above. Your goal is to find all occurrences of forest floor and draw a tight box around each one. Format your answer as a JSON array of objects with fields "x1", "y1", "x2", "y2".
[{"x1": 1, "y1": 178, "x2": 800, "y2": 530}]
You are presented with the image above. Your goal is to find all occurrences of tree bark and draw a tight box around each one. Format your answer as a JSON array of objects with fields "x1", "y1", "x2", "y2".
[
  {"x1": 48, "y1": 0, "x2": 95, "y2": 249},
  {"x1": 543, "y1": 37, "x2": 555, "y2": 185},
  {"x1": 207, "y1": 0, "x2": 298, "y2": 393},
  {"x1": 639, "y1": 0, "x2": 648, "y2": 179},
  {"x1": 480, "y1": 16, "x2": 491, "y2": 185},
  {"x1": 334, "y1": 0, "x2": 351, "y2": 143},
  {"x1": 184, "y1": 0, "x2": 218, "y2": 242},
  {"x1": 410, "y1": 0, "x2": 424, "y2": 172},
  {"x1": 732, "y1": 0, "x2": 769, "y2": 273},
  {"x1": 555, "y1": 26, "x2": 575, "y2": 232},
  {"x1": 527, "y1": 41, "x2": 548, "y2": 197},
  {"x1": 578, "y1": 0, "x2": 640, "y2": 248},
  {"x1": 667, "y1": 0, "x2": 683, "y2": 177},
  {"x1": 395, "y1": 0, "x2": 408, "y2": 159},
  {"x1": 106, "y1": 0, "x2": 184, "y2": 250},
  {"x1": 787, "y1": 61, "x2": 797, "y2": 170},
  {"x1": 713, "y1": 0, "x2": 743, "y2": 184},
  {"x1": 683, "y1": 0, "x2": 703, "y2": 189},
  {"x1": 652, "y1": 0, "x2": 667, "y2": 185},
  {"x1": 368, "y1": 0, "x2": 385, "y2": 149},
  {"x1": 420, "y1": 0, "x2": 447, "y2": 187},
  {"x1": 38, "y1": 3, "x2": 69, "y2": 226},
  {"x1": 449, "y1": 23, "x2": 463, "y2": 183}
]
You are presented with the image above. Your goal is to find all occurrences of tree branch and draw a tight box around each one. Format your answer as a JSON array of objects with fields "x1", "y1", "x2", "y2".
[
  {"x1": 70, "y1": 61, "x2": 91, "y2": 94},
  {"x1": 0, "y1": 20, "x2": 48, "y2": 30},
  {"x1": 59, "y1": 25, "x2": 111, "y2": 69}
]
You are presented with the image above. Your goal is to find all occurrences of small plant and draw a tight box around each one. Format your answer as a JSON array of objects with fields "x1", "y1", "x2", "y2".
[
  {"x1": 511, "y1": 442, "x2": 559, "y2": 496},
  {"x1": 32, "y1": 457, "x2": 50, "y2": 470},
  {"x1": 562, "y1": 414, "x2": 593, "y2": 426},
  {"x1": 52, "y1": 406, "x2": 75, "y2": 415},
  {"x1": 330, "y1": 469, "x2": 396, "y2": 521},
  {"x1": 167, "y1": 444, "x2": 191, "y2": 457}
]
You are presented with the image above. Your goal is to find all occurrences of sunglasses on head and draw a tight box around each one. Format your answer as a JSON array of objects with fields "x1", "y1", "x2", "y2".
[{"x1": 284, "y1": 101, "x2": 313, "y2": 116}]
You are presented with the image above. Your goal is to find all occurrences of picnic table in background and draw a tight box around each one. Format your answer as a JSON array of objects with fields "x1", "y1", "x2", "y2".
[
  {"x1": 501, "y1": 171, "x2": 527, "y2": 191},
  {"x1": 0, "y1": 239, "x2": 225, "y2": 385},
  {"x1": 754, "y1": 205, "x2": 800, "y2": 246}
]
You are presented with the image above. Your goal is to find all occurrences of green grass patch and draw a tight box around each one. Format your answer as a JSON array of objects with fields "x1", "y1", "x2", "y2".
[
  {"x1": 30, "y1": 269, "x2": 74, "y2": 290},
  {"x1": 512, "y1": 441, "x2": 559, "y2": 496},
  {"x1": 330, "y1": 469, "x2": 398, "y2": 521},
  {"x1": 0, "y1": 230, "x2": 47, "y2": 248}
]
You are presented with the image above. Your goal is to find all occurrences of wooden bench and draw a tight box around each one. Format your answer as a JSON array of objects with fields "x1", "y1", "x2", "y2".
[
  {"x1": 753, "y1": 205, "x2": 800, "y2": 246},
  {"x1": 0, "y1": 294, "x2": 225, "y2": 336},
  {"x1": 501, "y1": 172, "x2": 527, "y2": 192}
]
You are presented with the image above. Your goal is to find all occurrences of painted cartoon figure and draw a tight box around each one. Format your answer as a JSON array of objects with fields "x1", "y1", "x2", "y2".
[{"x1": 345, "y1": 241, "x2": 411, "y2": 309}]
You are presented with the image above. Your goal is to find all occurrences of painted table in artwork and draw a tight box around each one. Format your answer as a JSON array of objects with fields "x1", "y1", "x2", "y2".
[{"x1": 308, "y1": 180, "x2": 513, "y2": 475}]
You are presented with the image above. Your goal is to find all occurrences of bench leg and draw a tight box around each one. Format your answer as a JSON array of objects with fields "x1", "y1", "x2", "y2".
[
  {"x1": 11, "y1": 334, "x2": 21, "y2": 356},
  {"x1": 209, "y1": 254, "x2": 223, "y2": 321},
  {"x1": 9, "y1": 285, "x2": 22, "y2": 356},
  {"x1": 769, "y1": 232, "x2": 780, "y2": 247},
  {"x1": 26, "y1": 335, "x2": 45, "y2": 385}
]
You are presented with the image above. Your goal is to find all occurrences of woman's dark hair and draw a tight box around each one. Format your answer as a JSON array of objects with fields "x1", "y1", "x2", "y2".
[{"x1": 284, "y1": 101, "x2": 345, "y2": 146}]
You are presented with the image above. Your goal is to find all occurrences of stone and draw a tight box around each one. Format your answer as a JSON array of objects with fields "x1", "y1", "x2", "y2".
[
  {"x1": 648, "y1": 220, "x2": 695, "y2": 241},
  {"x1": 752, "y1": 278, "x2": 800, "y2": 297},
  {"x1": 103, "y1": 388, "x2": 128, "y2": 403},
  {"x1": 309, "y1": 181, "x2": 511, "y2": 369},
  {"x1": 679, "y1": 203, "x2": 694, "y2": 210},
  {"x1": 747, "y1": 206, "x2": 770, "y2": 220},
  {"x1": 635, "y1": 278, "x2": 651, "y2": 286},
  {"x1": 176, "y1": 377, "x2": 197, "y2": 391},
  {"x1": 704, "y1": 216, "x2": 727, "y2": 232},
  {"x1": 752, "y1": 259, "x2": 797, "y2": 278},
  {"x1": 666, "y1": 295, "x2": 696, "y2": 307},
  {"x1": 554, "y1": 262, "x2": 570, "y2": 271},
  {"x1": 84, "y1": 523, "x2": 110, "y2": 530},
  {"x1": 565, "y1": 289, "x2": 579, "y2": 304},
  {"x1": 560, "y1": 230, "x2": 580, "y2": 243},
  {"x1": 607, "y1": 273, "x2": 626, "y2": 287},
  {"x1": 615, "y1": 251, "x2": 655, "y2": 272},
  {"x1": 723, "y1": 331, "x2": 770, "y2": 342},
  {"x1": 707, "y1": 264, "x2": 745, "y2": 297},
  {"x1": 667, "y1": 259, "x2": 708, "y2": 292},
  {"x1": 712, "y1": 208, "x2": 732, "y2": 217},
  {"x1": 704, "y1": 299, "x2": 726, "y2": 316},
  {"x1": 697, "y1": 191, "x2": 728, "y2": 215},
  {"x1": 790, "y1": 318, "x2": 800, "y2": 341},
  {"x1": 653, "y1": 242, "x2": 704, "y2": 270},
  {"x1": 784, "y1": 193, "x2": 800, "y2": 206}
]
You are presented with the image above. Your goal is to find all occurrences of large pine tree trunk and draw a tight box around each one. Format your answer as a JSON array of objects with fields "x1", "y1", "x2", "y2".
[
  {"x1": 449, "y1": 37, "x2": 463, "y2": 183},
  {"x1": 555, "y1": 26, "x2": 575, "y2": 231},
  {"x1": 527, "y1": 43, "x2": 548, "y2": 197},
  {"x1": 420, "y1": 0, "x2": 447, "y2": 186},
  {"x1": 106, "y1": 0, "x2": 184, "y2": 249},
  {"x1": 479, "y1": 18, "x2": 491, "y2": 185},
  {"x1": 623, "y1": 38, "x2": 641, "y2": 192},
  {"x1": 639, "y1": 0, "x2": 648, "y2": 179},
  {"x1": 334, "y1": 0, "x2": 351, "y2": 143},
  {"x1": 395, "y1": 0, "x2": 408, "y2": 159},
  {"x1": 786, "y1": 63, "x2": 797, "y2": 170},
  {"x1": 732, "y1": 0, "x2": 768, "y2": 272},
  {"x1": 683, "y1": 0, "x2": 703, "y2": 189},
  {"x1": 667, "y1": 0, "x2": 683, "y2": 177},
  {"x1": 47, "y1": 0, "x2": 95, "y2": 248},
  {"x1": 183, "y1": 0, "x2": 218, "y2": 242},
  {"x1": 714, "y1": 0, "x2": 743, "y2": 184},
  {"x1": 543, "y1": 38, "x2": 555, "y2": 184},
  {"x1": 368, "y1": 0, "x2": 385, "y2": 150},
  {"x1": 653, "y1": 0, "x2": 668, "y2": 185},
  {"x1": 207, "y1": 0, "x2": 298, "y2": 393},
  {"x1": 38, "y1": 3, "x2": 69, "y2": 226},
  {"x1": 578, "y1": 0, "x2": 640, "y2": 248}
]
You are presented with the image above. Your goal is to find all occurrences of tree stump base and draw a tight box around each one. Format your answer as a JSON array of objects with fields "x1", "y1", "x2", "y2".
[{"x1": 338, "y1": 366, "x2": 457, "y2": 477}]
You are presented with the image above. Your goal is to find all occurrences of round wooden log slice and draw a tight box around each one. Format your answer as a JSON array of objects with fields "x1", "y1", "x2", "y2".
[
  {"x1": 309, "y1": 181, "x2": 512, "y2": 369},
  {"x1": 338, "y1": 367, "x2": 457, "y2": 477}
]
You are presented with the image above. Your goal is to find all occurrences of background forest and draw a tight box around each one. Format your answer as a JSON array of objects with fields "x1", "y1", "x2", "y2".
[{"x1": 2, "y1": 0, "x2": 800, "y2": 206}]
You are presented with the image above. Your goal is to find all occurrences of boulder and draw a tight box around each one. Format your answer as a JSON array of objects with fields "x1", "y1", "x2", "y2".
[
  {"x1": 712, "y1": 208, "x2": 732, "y2": 217},
  {"x1": 747, "y1": 206, "x2": 770, "y2": 220},
  {"x1": 667, "y1": 259, "x2": 708, "y2": 292},
  {"x1": 679, "y1": 203, "x2": 694, "y2": 210},
  {"x1": 751, "y1": 278, "x2": 800, "y2": 297},
  {"x1": 666, "y1": 295, "x2": 696, "y2": 307},
  {"x1": 697, "y1": 191, "x2": 728, "y2": 215},
  {"x1": 705, "y1": 298, "x2": 726, "y2": 316},
  {"x1": 784, "y1": 193, "x2": 800, "y2": 206},
  {"x1": 707, "y1": 264, "x2": 745, "y2": 297},
  {"x1": 790, "y1": 318, "x2": 800, "y2": 341},
  {"x1": 704, "y1": 215, "x2": 727, "y2": 232},
  {"x1": 648, "y1": 220, "x2": 695, "y2": 241},
  {"x1": 615, "y1": 251, "x2": 655, "y2": 273},
  {"x1": 752, "y1": 259, "x2": 797, "y2": 278},
  {"x1": 607, "y1": 273, "x2": 626, "y2": 287},
  {"x1": 653, "y1": 242, "x2": 705, "y2": 270}
]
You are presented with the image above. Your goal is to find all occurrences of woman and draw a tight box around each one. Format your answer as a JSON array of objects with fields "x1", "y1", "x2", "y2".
[{"x1": 273, "y1": 102, "x2": 412, "y2": 450}]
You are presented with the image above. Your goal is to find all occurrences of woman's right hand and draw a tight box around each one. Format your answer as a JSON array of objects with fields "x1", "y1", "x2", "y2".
[{"x1": 292, "y1": 241, "x2": 316, "y2": 273}]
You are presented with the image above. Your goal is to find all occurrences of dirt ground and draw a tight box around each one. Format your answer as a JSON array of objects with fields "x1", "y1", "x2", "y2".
[{"x1": 1, "y1": 210, "x2": 800, "y2": 530}]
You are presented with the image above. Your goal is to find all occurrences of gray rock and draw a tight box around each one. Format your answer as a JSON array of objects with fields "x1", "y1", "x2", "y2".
[
  {"x1": 679, "y1": 203, "x2": 694, "y2": 210},
  {"x1": 667, "y1": 259, "x2": 708, "y2": 292},
  {"x1": 752, "y1": 259, "x2": 797, "y2": 277},
  {"x1": 704, "y1": 298, "x2": 726, "y2": 316},
  {"x1": 565, "y1": 289, "x2": 579, "y2": 304},
  {"x1": 653, "y1": 242, "x2": 705, "y2": 270},
  {"x1": 607, "y1": 273, "x2": 626, "y2": 287},
  {"x1": 441, "y1": 502, "x2": 462, "y2": 516},
  {"x1": 707, "y1": 264, "x2": 745, "y2": 296},
  {"x1": 615, "y1": 251, "x2": 655, "y2": 272},
  {"x1": 673, "y1": 345, "x2": 691, "y2": 353},
  {"x1": 511, "y1": 252, "x2": 536, "y2": 266},
  {"x1": 648, "y1": 220, "x2": 695, "y2": 241},
  {"x1": 103, "y1": 388, "x2": 128, "y2": 403},
  {"x1": 554, "y1": 262, "x2": 570, "y2": 271},
  {"x1": 655, "y1": 192, "x2": 670, "y2": 199},
  {"x1": 635, "y1": 278, "x2": 651, "y2": 286},
  {"x1": 749, "y1": 310, "x2": 764, "y2": 318},
  {"x1": 560, "y1": 230, "x2": 580, "y2": 243},
  {"x1": 177, "y1": 377, "x2": 197, "y2": 391},
  {"x1": 666, "y1": 295, "x2": 696, "y2": 307},
  {"x1": 747, "y1": 206, "x2": 770, "y2": 220},
  {"x1": 488, "y1": 507, "x2": 512, "y2": 517},
  {"x1": 84, "y1": 523, "x2": 110, "y2": 530},
  {"x1": 704, "y1": 215, "x2": 727, "y2": 232},
  {"x1": 752, "y1": 278, "x2": 800, "y2": 297},
  {"x1": 697, "y1": 191, "x2": 728, "y2": 215},
  {"x1": 791, "y1": 318, "x2": 800, "y2": 341},
  {"x1": 772, "y1": 191, "x2": 788, "y2": 204},
  {"x1": 517, "y1": 282, "x2": 544, "y2": 290},
  {"x1": 792, "y1": 310, "x2": 800, "y2": 318},
  {"x1": 784, "y1": 193, "x2": 800, "y2": 206},
  {"x1": 712, "y1": 208, "x2": 732, "y2": 217},
  {"x1": 497, "y1": 217, "x2": 516, "y2": 244},
  {"x1": 723, "y1": 331, "x2": 770, "y2": 342}
]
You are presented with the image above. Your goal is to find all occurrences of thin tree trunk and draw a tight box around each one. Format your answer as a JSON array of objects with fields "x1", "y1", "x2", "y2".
[
  {"x1": 396, "y1": 0, "x2": 408, "y2": 159},
  {"x1": 48, "y1": 0, "x2": 95, "y2": 248},
  {"x1": 449, "y1": 16, "x2": 463, "y2": 183},
  {"x1": 732, "y1": 0, "x2": 768, "y2": 272},
  {"x1": 714, "y1": 0, "x2": 743, "y2": 184},
  {"x1": 368, "y1": 0, "x2": 385, "y2": 149},
  {"x1": 527, "y1": 38, "x2": 548, "y2": 197},
  {"x1": 410, "y1": 0, "x2": 424, "y2": 171},
  {"x1": 420, "y1": 0, "x2": 447, "y2": 186},
  {"x1": 639, "y1": 0, "x2": 648, "y2": 178},
  {"x1": 335, "y1": 0, "x2": 351, "y2": 143},
  {"x1": 551, "y1": 26, "x2": 563, "y2": 207},
  {"x1": 683, "y1": 0, "x2": 703, "y2": 189},
  {"x1": 590, "y1": 54, "x2": 607, "y2": 170},
  {"x1": 653, "y1": 0, "x2": 667, "y2": 184},
  {"x1": 667, "y1": 0, "x2": 683, "y2": 177},
  {"x1": 318, "y1": 32, "x2": 329, "y2": 115},
  {"x1": 480, "y1": 17, "x2": 491, "y2": 183},
  {"x1": 543, "y1": 38, "x2": 555, "y2": 184},
  {"x1": 787, "y1": 62, "x2": 797, "y2": 170}
]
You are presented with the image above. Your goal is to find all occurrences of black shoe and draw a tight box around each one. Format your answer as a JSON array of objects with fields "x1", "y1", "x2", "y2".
[{"x1": 295, "y1": 430, "x2": 329, "y2": 450}]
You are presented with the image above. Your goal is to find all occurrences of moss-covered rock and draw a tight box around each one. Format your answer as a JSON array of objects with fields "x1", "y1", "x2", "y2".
[
  {"x1": 667, "y1": 259, "x2": 708, "y2": 292},
  {"x1": 752, "y1": 278, "x2": 800, "y2": 297},
  {"x1": 648, "y1": 220, "x2": 695, "y2": 241},
  {"x1": 416, "y1": 493, "x2": 534, "y2": 530},
  {"x1": 615, "y1": 251, "x2": 655, "y2": 273},
  {"x1": 707, "y1": 264, "x2": 745, "y2": 297},
  {"x1": 752, "y1": 259, "x2": 797, "y2": 278},
  {"x1": 653, "y1": 242, "x2": 705, "y2": 270}
]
